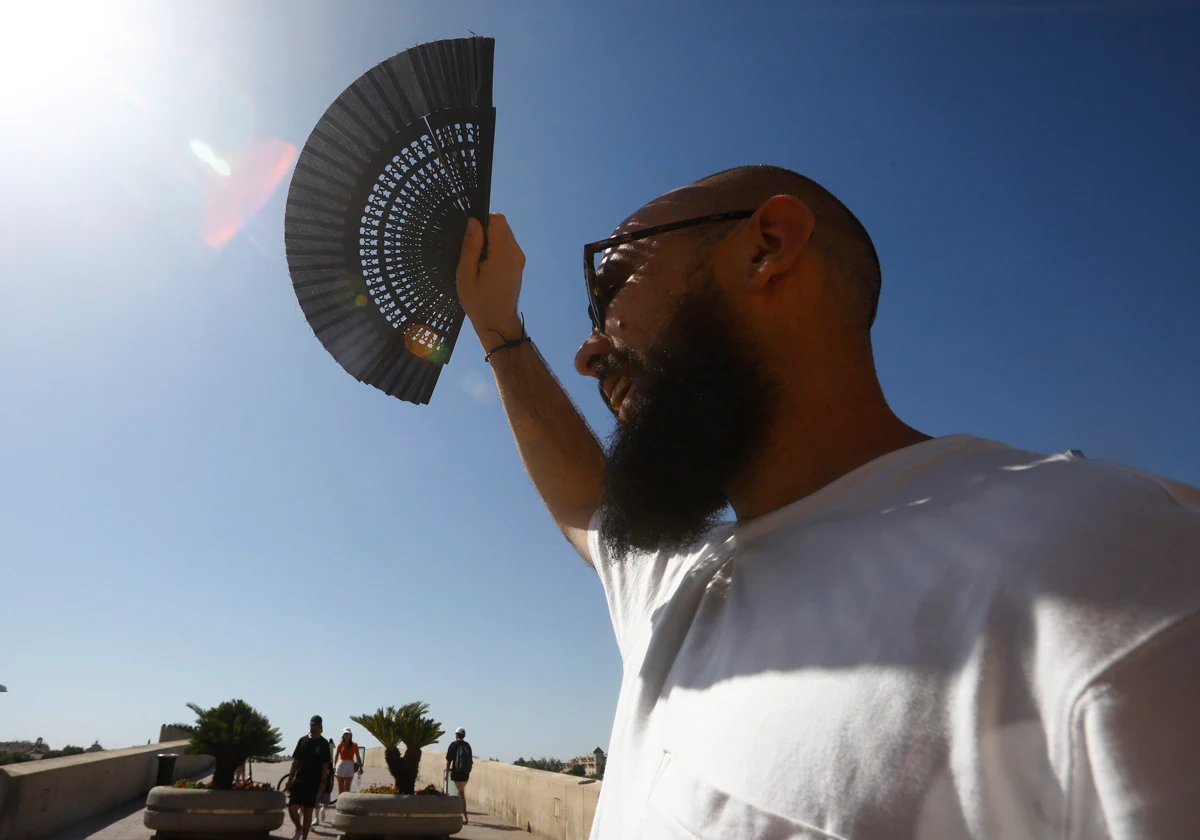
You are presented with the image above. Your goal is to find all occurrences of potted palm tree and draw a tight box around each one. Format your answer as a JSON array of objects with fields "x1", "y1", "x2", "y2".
[
  {"x1": 334, "y1": 702, "x2": 461, "y2": 837},
  {"x1": 352, "y1": 702, "x2": 442, "y2": 794},
  {"x1": 144, "y1": 700, "x2": 285, "y2": 838}
]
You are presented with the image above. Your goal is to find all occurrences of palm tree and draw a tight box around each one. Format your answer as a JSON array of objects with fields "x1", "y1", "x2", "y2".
[
  {"x1": 172, "y1": 700, "x2": 283, "y2": 790},
  {"x1": 351, "y1": 702, "x2": 444, "y2": 794}
]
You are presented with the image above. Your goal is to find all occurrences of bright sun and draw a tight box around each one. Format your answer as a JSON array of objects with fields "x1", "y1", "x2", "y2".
[{"x1": 0, "y1": 3, "x2": 134, "y2": 108}]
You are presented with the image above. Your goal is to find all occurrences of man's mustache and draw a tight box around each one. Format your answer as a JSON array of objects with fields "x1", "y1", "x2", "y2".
[{"x1": 593, "y1": 347, "x2": 646, "y2": 418}]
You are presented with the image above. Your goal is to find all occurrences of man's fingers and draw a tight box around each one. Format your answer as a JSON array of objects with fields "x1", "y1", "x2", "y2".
[
  {"x1": 457, "y1": 217, "x2": 483, "y2": 283},
  {"x1": 486, "y1": 213, "x2": 524, "y2": 265},
  {"x1": 487, "y1": 212, "x2": 511, "y2": 243}
]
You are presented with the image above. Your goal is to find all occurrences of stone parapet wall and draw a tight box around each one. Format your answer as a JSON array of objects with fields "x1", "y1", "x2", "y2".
[
  {"x1": 362, "y1": 747, "x2": 600, "y2": 840},
  {"x1": 0, "y1": 740, "x2": 213, "y2": 840}
]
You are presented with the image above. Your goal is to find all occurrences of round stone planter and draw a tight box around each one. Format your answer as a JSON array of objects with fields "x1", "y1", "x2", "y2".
[
  {"x1": 332, "y1": 791, "x2": 463, "y2": 837},
  {"x1": 144, "y1": 786, "x2": 286, "y2": 839}
]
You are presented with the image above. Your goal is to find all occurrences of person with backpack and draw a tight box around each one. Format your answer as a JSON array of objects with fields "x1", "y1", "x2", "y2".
[{"x1": 444, "y1": 727, "x2": 473, "y2": 825}]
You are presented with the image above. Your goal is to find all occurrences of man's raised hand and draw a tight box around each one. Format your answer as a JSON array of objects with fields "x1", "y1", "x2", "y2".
[{"x1": 456, "y1": 214, "x2": 526, "y2": 351}]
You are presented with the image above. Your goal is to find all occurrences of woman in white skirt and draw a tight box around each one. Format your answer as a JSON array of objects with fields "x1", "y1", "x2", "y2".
[{"x1": 334, "y1": 728, "x2": 361, "y2": 795}]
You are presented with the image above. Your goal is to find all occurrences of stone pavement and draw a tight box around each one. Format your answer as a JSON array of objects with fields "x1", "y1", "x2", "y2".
[{"x1": 48, "y1": 765, "x2": 530, "y2": 840}]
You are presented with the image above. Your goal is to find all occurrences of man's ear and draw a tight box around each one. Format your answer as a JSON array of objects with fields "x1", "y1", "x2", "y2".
[{"x1": 744, "y1": 195, "x2": 815, "y2": 291}]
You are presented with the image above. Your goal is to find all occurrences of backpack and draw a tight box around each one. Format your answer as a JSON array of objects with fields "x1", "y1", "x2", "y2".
[{"x1": 452, "y1": 741, "x2": 473, "y2": 776}]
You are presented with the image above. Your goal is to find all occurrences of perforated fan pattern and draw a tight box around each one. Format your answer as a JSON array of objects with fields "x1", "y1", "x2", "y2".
[{"x1": 284, "y1": 38, "x2": 495, "y2": 405}]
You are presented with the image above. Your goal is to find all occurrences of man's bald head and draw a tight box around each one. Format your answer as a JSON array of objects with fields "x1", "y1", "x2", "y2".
[
  {"x1": 580, "y1": 166, "x2": 902, "y2": 558},
  {"x1": 631, "y1": 165, "x2": 882, "y2": 329}
]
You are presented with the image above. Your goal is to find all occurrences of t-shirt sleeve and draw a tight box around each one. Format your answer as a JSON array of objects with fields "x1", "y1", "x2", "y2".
[
  {"x1": 1067, "y1": 612, "x2": 1200, "y2": 839},
  {"x1": 295, "y1": 737, "x2": 307, "y2": 758},
  {"x1": 446, "y1": 742, "x2": 458, "y2": 763},
  {"x1": 587, "y1": 508, "x2": 697, "y2": 659}
]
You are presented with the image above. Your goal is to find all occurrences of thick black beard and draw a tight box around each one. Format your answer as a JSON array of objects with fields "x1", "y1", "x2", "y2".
[{"x1": 598, "y1": 279, "x2": 774, "y2": 562}]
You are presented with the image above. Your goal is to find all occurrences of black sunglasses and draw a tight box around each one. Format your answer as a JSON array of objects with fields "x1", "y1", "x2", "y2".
[{"x1": 583, "y1": 210, "x2": 755, "y2": 333}]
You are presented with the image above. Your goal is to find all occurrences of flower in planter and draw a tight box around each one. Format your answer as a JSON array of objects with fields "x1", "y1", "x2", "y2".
[
  {"x1": 173, "y1": 780, "x2": 274, "y2": 791},
  {"x1": 168, "y1": 700, "x2": 283, "y2": 791},
  {"x1": 233, "y1": 781, "x2": 275, "y2": 791},
  {"x1": 416, "y1": 784, "x2": 446, "y2": 796},
  {"x1": 350, "y1": 702, "x2": 444, "y2": 795},
  {"x1": 360, "y1": 783, "x2": 399, "y2": 795}
]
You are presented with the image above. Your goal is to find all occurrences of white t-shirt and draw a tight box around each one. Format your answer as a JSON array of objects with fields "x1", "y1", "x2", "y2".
[{"x1": 588, "y1": 435, "x2": 1200, "y2": 840}]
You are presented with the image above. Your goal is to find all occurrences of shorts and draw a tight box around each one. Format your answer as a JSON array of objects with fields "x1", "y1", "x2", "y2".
[
  {"x1": 289, "y1": 781, "x2": 320, "y2": 808},
  {"x1": 336, "y1": 759, "x2": 357, "y2": 778}
]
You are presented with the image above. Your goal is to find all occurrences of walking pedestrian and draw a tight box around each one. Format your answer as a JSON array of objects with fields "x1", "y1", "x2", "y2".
[
  {"x1": 444, "y1": 727, "x2": 473, "y2": 825},
  {"x1": 284, "y1": 715, "x2": 331, "y2": 840},
  {"x1": 315, "y1": 738, "x2": 335, "y2": 823},
  {"x1": 335, "y1": 728, "x2": 362, "y2": 795}
]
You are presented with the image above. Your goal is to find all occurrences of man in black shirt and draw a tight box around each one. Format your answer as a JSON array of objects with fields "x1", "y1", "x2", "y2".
[
  {"x1": 285, "y1": 715, "x2": 331, "y2": 840},
  {"x1": 444, "y1": 727, "x2": 473, "y2": 826}
]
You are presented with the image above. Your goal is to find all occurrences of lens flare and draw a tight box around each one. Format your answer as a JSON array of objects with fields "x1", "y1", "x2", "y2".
[
  {"x1": 458, "y1": 369, "x2": 497, "y2": 404},
  {"x1": 201, "y1": 137, "x2": 298, "y2": 248},
  {"x1": 189, "y1": 139, "x2": 231, "y2": 176},
  {"x1": 404, "y1": 324, "x2": 450, "y2": 365}
]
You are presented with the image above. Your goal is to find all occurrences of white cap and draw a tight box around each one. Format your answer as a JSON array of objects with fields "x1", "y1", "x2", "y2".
[
  {"x1": 343, "y1": 728, "x2": 352, "y2": 735},
  {"x1": 455, "y1": 727, "x2": 466, "y2": 736}
]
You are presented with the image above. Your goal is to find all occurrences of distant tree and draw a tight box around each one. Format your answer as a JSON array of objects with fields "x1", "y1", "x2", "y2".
[
  {"x1": 42, "y1": 746, "x2": 85, "y2": 759},
  {"x1": 588, "y1": 767, "x2": 605, "y2": 781},
  {"x1": 86, "y1": 742, "x2": 104, "y2": 752},
  {"x1": 0, "y1": 752, "x2": 35, "y2": 766},
  {"x1": 567, "y1": 764, "x2": 587, "y2": 777},
  {"x1": 514, "y1": 756, "x2": 564, "y2": 773}
]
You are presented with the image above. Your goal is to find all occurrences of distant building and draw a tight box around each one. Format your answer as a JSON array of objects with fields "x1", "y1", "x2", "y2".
[
  {"x1": 0, "y1": 738, "x2": 49, "y2": 757},
  {"x1": 562, "y1": 747, "x2": 606, "y2": 777}
]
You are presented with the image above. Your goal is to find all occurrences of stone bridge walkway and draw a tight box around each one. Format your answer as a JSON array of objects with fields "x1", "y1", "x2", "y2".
[{"x1": 49, "y1": 765, "x2": 531, "y2": 840}]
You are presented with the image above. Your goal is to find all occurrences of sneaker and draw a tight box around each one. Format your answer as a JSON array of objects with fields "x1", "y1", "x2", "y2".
[{"x1": 291, "y1": 832, "x2": 301, "y2": 840}]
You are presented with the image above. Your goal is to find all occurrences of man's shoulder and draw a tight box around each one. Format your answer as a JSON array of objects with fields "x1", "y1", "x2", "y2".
[
  {"x1": 962, "y1": 452, "x2": 1200, "y2": 673},
  {"x1": 986, "y1": 451, "x2": 1199, "y2": 550},
  {"x1": 889, "y1": 439, "x2": 1199, "y2": 544}
]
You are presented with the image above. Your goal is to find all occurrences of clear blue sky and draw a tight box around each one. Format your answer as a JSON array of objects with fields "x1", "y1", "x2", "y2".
[{"x1": 2, "y1": 0, "x2": 1198, "y2": 761}]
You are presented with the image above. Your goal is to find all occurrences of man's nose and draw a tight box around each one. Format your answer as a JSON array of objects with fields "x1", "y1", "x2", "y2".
[{"x1": 574, "y1": 329, "x2": 612, "y2": 377}]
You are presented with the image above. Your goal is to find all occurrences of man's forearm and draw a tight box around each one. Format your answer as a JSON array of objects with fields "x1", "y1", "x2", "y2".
[
  {"x1": 455, "y1": 213, "x2": 605, "y2": 560},
  {"x1": 488, "y1": 340, "x2": 605, "y2": 560}
]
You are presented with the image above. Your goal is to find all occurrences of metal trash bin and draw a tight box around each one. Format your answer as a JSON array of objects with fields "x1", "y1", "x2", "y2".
[{"x1": 155, "y1": 753, "x2": 179, "y2": 787}]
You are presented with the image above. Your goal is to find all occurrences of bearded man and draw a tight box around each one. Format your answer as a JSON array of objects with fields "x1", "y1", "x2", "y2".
[{"x1": 454, "y1": 165, "x2": 1200, "y2": 839}]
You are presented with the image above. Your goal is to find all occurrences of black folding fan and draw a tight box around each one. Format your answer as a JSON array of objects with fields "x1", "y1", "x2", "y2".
[{"x1": 284, "y1": 37, "x2": 495, "y2": 405}]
